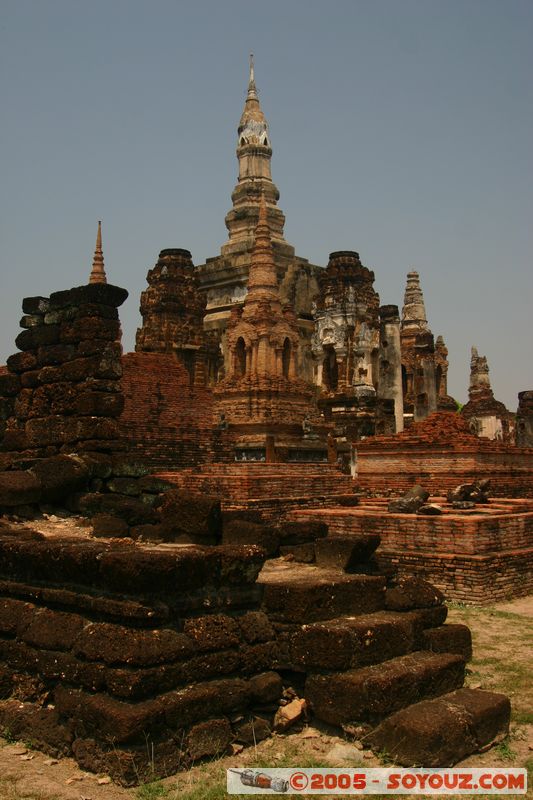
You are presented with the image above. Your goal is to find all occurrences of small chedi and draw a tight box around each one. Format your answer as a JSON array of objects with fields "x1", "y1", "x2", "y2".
[
  {"x1": 400, "y1": 270, "x2": 456, "y2": 423},
  {"x1": 461, "y1": 347, "x2": 514, "y2": 442},
  {"x1": 0, "y1": 58, "x2": 530, "y2": 785}
]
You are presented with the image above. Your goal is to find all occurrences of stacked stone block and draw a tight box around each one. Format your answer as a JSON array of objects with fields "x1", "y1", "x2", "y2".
[
  {"x1": 0, "y1": 511, "x2": 511, "y2": 779},
  {"x1": 0, "y1": 528, "x2": 281, "y2": 784},
  {"x1": 0, "y1": 283, "x2": 128, "y2": 464}
]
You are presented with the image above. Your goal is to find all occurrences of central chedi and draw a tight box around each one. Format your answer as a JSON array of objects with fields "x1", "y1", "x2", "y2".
[
  {"x1": 214, "y1": 195, "x2": 328, "y2": 462},
  {"x1": 196, "y1": 56, "x2": 321, "y2": 383}
]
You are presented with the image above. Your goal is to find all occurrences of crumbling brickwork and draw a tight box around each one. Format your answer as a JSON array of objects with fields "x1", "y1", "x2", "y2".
[
  {"x1": 0, "y1": 284, "x2": 128, "y2": 465},
  {"x1": 355, "y1": 413, "x2": 533, "y2": 497}
]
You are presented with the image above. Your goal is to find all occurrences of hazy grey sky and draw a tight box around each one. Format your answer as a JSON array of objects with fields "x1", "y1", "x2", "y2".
[{"x1": 1, "y1": 0, "x2": 532, "y2": 407}]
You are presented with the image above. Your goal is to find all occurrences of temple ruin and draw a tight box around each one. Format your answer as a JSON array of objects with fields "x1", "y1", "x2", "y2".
[{"x1": 0, "y1": 58, "x2": 531, "y2": 784}]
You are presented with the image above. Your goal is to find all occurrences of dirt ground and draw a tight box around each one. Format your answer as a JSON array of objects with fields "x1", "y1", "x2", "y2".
[{"x1": 0, "y1": 593, "x2": 531, "y2": 800}]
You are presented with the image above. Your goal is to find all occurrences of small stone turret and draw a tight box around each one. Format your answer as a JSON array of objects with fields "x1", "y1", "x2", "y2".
[
  {"x1": 400, "y1": 270, "x2": 447, "y2": 424},
  {"x1": 401, "y1": 270, "x2": 428, "y2": 332}
]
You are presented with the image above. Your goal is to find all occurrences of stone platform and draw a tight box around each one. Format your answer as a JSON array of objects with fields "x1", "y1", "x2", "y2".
[{"x1": 287, "y1": 498, "x2": 533, "y2": 603}]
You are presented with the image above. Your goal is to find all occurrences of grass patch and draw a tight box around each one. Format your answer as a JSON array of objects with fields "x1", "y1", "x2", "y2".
[
  {"x1": 496, "y1": 738, "x2": 517, "y2": 761},
  {"x1": 136, "y1": 781, "x2": 171, "y2": 800},
  {"x1": 513, "y1": 710, "x2": 533, "y2": 725},
  {"x1": 376, "y1": 748, "x2": 393, "y2": 766}
]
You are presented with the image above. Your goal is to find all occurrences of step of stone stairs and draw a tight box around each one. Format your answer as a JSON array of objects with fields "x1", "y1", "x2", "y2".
[
  {"x1": 306, "y1": 651, "x2": 466, "y2": 726},
  {"x1": 291, "y1": 610, "x2": 456, "y2": 672},
  {"x1": 258, "y1": 561, "x2": 387, "y2": 623},
  {"x1": 366, "y1": 687, "x2": 511, "y2": 766}
]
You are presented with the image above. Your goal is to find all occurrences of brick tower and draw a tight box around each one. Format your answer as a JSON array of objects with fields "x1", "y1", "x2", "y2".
[{"x1": 461, "y1": 347, "x2": 512, "y2": 441}]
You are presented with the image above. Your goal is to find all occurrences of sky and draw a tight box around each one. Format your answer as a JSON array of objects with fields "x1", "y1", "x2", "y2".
[{"x1": 1, "y1": 0, "x2": 532, "y2": 408}]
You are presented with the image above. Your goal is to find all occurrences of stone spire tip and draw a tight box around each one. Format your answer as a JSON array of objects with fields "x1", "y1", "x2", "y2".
[{"x1": 247, "y1": 52, "x2": 258, "y2": 99}]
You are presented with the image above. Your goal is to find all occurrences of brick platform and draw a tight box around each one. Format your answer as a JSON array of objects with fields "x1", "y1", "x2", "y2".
[
  {"x1": 156, "y1": 463, "x2": 356, "y2": 520},
  {"x1": 288, "y1": 500, "x2": 533, "y2": 603}
]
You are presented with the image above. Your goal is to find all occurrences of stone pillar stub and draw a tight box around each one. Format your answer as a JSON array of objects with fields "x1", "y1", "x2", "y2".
[{"x1": 378, "y1": 305, "x2": 403, "y2": 433}]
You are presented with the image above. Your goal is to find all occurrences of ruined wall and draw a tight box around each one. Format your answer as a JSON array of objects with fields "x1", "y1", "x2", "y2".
[
  {"x1": 355, "y1": 412, "x2": 533, "y2": 498},
  {"x1": 158, "y1": 463, "x2": 355, "y2": 506},
  {"x1": 120, "y1": 352, "x2": 222, "y2": 469}
]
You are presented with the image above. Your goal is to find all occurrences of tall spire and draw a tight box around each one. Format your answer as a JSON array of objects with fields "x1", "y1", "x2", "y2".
[
  {"x1": 221, "y1": 57, "x2": 291, "y2": 256},
  {"x1": 238, "y1": 54, "x2": 269, "y2": 147},
  {"x1": 401, "y1": 270, "x2": 428, "y2": 331},
  {"x1": 89, "y1": 221, "x2": 107, "y2": 284}
]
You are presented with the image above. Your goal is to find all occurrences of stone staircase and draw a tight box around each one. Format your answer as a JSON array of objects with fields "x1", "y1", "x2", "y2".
[{"x1": 256, "y1": 531, "x2": 510, "y2": 765}]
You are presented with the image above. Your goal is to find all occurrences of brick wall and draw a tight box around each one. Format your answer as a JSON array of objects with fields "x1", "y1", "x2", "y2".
[
  {"x1": 375, "y1": 550, "x2": 533, "y2": 604},
  {"x1": 157, "y1": 463, "x2": 355, "y2": 502},
  {"x1": 120, "y1": 352, "x2": 221, "y2": 469}
]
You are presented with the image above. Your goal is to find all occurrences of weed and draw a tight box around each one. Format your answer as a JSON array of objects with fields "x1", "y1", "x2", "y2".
[
  {"x1": 2, "y1": 727, "x2": 16, "y2": 744},
  {"x1": 496, "y1": 738, "x2": 516, "y2": 761},
  {"x1": 376, "y1": 748, "x2": 393, "y2": 766},
  {"x1": 513, "y1": 710, "x2": 533, "y2": 725}
]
